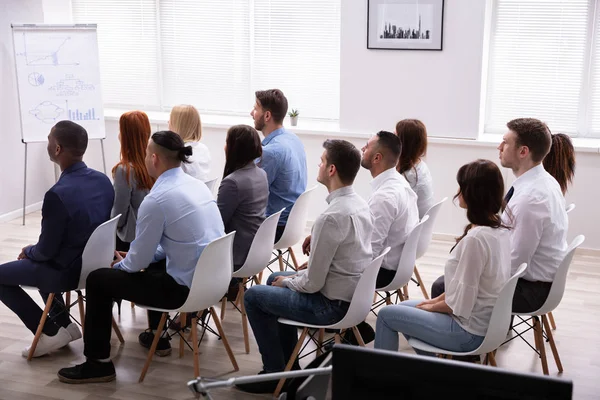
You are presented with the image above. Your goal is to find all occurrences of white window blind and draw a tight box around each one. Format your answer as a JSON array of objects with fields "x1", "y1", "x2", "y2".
[
  {"x1": 71, "y1": 0, "x2": 341, "y2": 120},
  {"x1": 588, "y1": 2, "x2": 600, "y2": 135},
  {"x1": 486, "y1": 0, "x2": 591, "y2": 135},
  {"x1": 72, "y1": 0, "x2": 160, "y2": 108}
]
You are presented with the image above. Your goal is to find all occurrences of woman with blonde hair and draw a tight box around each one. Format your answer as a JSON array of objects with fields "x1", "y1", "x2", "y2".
[
  {"x1": 169, "y1": 104, "x2": 211, "y2": 181},
  {"x1": 112, "y1": 111, "x2": 155, "y2": 252}
]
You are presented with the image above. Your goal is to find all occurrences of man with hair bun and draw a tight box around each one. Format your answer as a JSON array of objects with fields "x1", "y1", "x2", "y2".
[{"x1": 57, "y1": 131, "x2": 224, "y2": 384}]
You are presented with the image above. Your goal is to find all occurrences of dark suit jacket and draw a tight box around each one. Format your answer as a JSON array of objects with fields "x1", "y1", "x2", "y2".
[{"x1": 24, "y1": 161, "x2": 114, "y2": 289}]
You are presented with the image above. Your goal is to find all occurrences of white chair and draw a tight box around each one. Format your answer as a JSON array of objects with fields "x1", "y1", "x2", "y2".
[
  {"x1": 510, "y1": 235, "x2": 585, "y2": 375},
  {"x1": 271, "y1": 185, "x2": 318, "y2": 271},
  {"x1": 273, "y1": 247, "x2": 390, "y2": 397},
  {"x1": 204, "y1": 177, "x2": 219, "y2": 198},
  {"x1": 220, "y1": 209, "x2": 284, "y2": 353},
  {"x1": 565, "y1": 203, "x2": 575, "y2": 214},
  {"x1": 409, "y1": 197, "x2": 448, "y2": 300},
  {"x1": 408, "y1": 263, "x2": 528, "y2": 366},
  {"x1": 136, "y1": 232, "x2": 239, "y2": 382},
  {"x1": 27, "y1": 215, "x2": 123, "y2": 361},
  {"x1": 373, "y1": 216, "x2": 429, "y2": 312}
]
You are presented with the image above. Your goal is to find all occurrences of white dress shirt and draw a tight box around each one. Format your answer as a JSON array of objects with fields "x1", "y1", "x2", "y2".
[
  {"x1": 403, "y1": 161, "x2": 435, "y2": 219},
  {"x1": 369, "y1": 167, "x2": 419, "y2": 272},
  {"x1": 113, "y1": 167, "x2": 225, "y2": 288},
  {"x1": 445, "y1": 226, "x2": 512, "y2": 336},
  {"x1": 502, "y1": 164, "x2": 568, "y2": 282},
  {"x1": 284, "y1": 186, "x2": 373, "y2": 302},
  {"x1": 181, "y1": 141, "x2": 211, "y2": 182}
]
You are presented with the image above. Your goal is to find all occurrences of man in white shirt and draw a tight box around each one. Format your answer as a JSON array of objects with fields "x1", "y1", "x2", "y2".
[
  {"x1": 361, "y1": 130, "x2": 419, "y2": 288},
  {"x1": 236, "y1": 139, "x2": 373, "y2": 394},
  {"x1": 431, "y1": 118, "x2": 567, "y2": 314}
]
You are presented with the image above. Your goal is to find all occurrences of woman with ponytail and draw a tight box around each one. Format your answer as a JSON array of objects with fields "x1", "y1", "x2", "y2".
[{"x1": 374, "y1": 159, "x2": 511, "y2": 356}]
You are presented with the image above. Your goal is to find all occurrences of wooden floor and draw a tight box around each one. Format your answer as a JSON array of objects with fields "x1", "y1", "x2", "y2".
[{"x1": 0, "y1": 212, "x2": 598, "y2": 399}]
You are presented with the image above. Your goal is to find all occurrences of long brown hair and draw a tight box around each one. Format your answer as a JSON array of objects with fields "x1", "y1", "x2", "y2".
[
  {"x1": 223, "y1": 125, "x2": 262, "y2": 178},
  {"x1": 395, "y1": 119, "x2": 428, "y2": 176},
  {"x1": 451, "y1": 159, "x2": 510, "y2": 252},
  {"x1": 112, "y1": 111, "x2": 154, "y2": 190},
  {"x1": 543, "y1": 133, "x2": 575, "y2": 195}
]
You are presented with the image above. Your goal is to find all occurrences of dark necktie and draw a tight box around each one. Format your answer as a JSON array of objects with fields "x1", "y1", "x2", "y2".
[{"x1": 504, "y1": 186, "x2": 514, "y2": 203}]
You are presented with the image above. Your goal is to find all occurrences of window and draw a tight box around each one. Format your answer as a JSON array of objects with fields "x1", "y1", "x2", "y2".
[
  {"x1": 485, "y1": 0, "x2": 600, "y2": 137},
  {"x1": 72, "y1": 0, "x2": 341, "y2": 120}
]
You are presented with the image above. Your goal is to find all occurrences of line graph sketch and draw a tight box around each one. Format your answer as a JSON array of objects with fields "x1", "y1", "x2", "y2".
[{"x1": 18, "y1": 33, "x2": 80, "y2": 66}]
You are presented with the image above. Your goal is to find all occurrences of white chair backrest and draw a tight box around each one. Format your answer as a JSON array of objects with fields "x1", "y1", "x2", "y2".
[
  {"x1": 377, "y1": 215, "x2": 429, "y2": 292},
  {"x1": 274, "y1": 185, "x2": 318, "y2": 250},
  {"x1": 233, "y1": 209, "x2": 284, "y2": 278},
  {"x1": 178, "y1": 232, "x2": 235, "y2": 313},
  {"x1": 204, "y1": 178, "x2": 219, "y2": 196},
  {"x1": 535, "y1": 235, "x2": 585, "y2": 315},
  {"x1": 329, "y1": 248, "x2": 390, "y2": 329},
  {"x1": 78, "y1": 215, "x2": 121, "y2": 289},
  {"x1": 565, "y1": 203, "x2": 576, "y2": 214},
  {"x1": 416, "y1": 197, "x2": 448, "y2": 259},
  {"x1": 477, "y1": 263, "x2": 528, "y2": 353}
]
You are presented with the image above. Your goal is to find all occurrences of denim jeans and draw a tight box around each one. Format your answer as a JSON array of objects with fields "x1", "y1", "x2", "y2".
[
  {"x1": 374, "y1": 300, "x2": 484, "y2": 356},
  {"x1": 244, "y1": 271, "x2": 349, "y2": 372}
]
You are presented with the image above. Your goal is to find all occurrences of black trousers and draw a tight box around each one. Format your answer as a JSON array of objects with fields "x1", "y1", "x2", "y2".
[
  {"x1": 83, "y1": 260, "x2": 189, "y2": 360},
  {"x1": 430, "y1": 274, "x2": 552, "y2": 313},
  {"x1": 115, "y1": 236, "x2": 131, "y2": 252},
  {"x1": 275, "y1": 224, "x2": 286, "y2": 244},
  {"x1": 376, "y1": 268, "x2": 396, "y2": 289}
]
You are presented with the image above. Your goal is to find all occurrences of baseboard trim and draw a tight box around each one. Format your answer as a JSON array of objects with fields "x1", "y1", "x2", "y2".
[{"x1": 0, "y1": 201, "x2": 43, "y2": 223}]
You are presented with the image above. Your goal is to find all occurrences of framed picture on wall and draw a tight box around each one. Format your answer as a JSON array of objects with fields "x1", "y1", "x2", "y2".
[{"x1": 367, "y1": 0, "x2": 444, "y2": 51}]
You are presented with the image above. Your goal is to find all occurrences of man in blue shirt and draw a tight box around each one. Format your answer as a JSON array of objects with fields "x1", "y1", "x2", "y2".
[
  {"x1": 57, "y1": 131, "x2": 225, "y2": 384},
  {"x1": 251, "y1": 89, "x2": 307, "y2": 241},
  {"x1": 0, "y1": 121, "x2": 114, "y2": 358}
]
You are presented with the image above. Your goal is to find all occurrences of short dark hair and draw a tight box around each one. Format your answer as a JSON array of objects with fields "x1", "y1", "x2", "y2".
[
  {"x1": 323, "y1": 139, "x2": 361, "y2": 185},
  {"x1": 255, "y1": 89, "x2": 288, "y2": 124},
  {"x1": 151, "y1": 130, "x2": 192, "y2": 164},
  {"x1": 376, "y1": 130, "x2": 402, "y2": 164},
  {"x1": 52, "y1": 120, "x2": 88, "y2": 157},
  {"x1": 224, "y1": 124, "x2": 262, "y2": 178},
  {"x1": 395, "y1": 119, "x2": 428, "y2": 174},
  {"x1": 507, "y1": 118, "x2": 551, "y2": 163}
]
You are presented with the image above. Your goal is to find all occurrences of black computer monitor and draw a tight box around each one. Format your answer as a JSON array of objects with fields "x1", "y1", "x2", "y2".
[{"x1": 332, "y1": 345, "x2": 572, "y2": 400}]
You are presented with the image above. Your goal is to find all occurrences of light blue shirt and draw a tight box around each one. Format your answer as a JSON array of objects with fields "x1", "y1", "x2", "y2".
[
  {"x1": 113, "y1": 167, "x2": 225, "y2": 288},
  {"x1": 258, "y1": 127, "x2": 307, "y2": 224}
]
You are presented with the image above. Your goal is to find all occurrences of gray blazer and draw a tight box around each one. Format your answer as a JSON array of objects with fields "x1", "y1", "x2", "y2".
[
  {"x1": 111, "y1": 164, "x2": 150, "y2": 243},
  {"x1": 217, "y1": 163, "x2": 269, "y2": 269}
]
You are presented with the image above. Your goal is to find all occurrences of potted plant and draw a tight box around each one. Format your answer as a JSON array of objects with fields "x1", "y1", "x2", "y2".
[{"x1": 289, "y1": 109, "x2": 299, "y2": 126}]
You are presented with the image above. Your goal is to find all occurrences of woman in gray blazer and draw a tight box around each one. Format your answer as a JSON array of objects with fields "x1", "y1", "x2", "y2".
[{"x1": 217, "y1": 124, "x2": 269, "y2": 271}]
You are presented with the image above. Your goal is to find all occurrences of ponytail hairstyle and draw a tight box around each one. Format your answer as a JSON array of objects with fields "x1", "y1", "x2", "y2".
[
  {"x1": 451, "y1": 159, "x2": 511, "y2": 252},
  {"x1": 542, "y1": 133, "x2": 575, "y2": 195},
  {"x1": 151, "y1": 130, "x2": 193, "y2": 164}
]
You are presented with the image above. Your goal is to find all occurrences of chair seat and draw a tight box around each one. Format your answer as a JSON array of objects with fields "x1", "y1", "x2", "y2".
[
  {"x1": 278, "y1": 317, "x2": 351, "y2": 330},
  {"x1": 407, "y1": 338, "x2": 484, "y2": 357},
  {"x1": 134, "y1": 303, "x2": 194, "y2": 314}
]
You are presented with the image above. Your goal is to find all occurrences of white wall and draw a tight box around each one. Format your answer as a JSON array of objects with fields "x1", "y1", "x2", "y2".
[{"x1": 340, "y1": 0, "x2": 488, "y2": 139}]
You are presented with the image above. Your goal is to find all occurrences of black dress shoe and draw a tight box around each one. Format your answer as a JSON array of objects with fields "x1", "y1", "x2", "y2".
[
  {"x1": 235, "y1": 370, "x2": 288, "y2": 394},
  {"x1": 58, "y1": 360, "x2": 116, "y2": 384},
  {"x1": 138, "y1": 329, "x2": 172, "y2": 356}
]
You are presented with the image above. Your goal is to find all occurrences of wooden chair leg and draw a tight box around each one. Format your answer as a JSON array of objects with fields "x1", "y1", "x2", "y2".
[
  {"x1": 220, "y1": 297, "x2": 227, "y2": 320},
  {"x1": 402, "y1": 285, "x2": 409, "y2": 301},
  {"x1": 77, "y1": 293, "x2": 85, "y2": 334},
  {"x1": 191, "y1": 315, "x2": 200, "y2": 378},
  {"x1": 397, "y1": 290, "x2": 405, "y2": 302},
  {"x1": 351, "y1": 326, "x2": 366, "y2": 347},
  {"x1": 209, "y1": 307, "x2": 239, "y2": 371},
  {"x1": 139, "y1": 313, "x2": 167, "y2": 382},
  {"x1": 236, "y1": 279, "x2": 247, "y2": 308},
  {"x1": 533, "y1": 316, "x2": 549, "y2": 375},
  {"x1": 131, "y1": 301, "x2": 135, "y2": 309},
  {"x1": 179, "y1": 313, "x2": 187, "y2": 358},
  {"x1": 487, "y1": 351, "x2": 497, "y2": 366},
  {"x1": 111, "y1": 316, "x2": 124, "y2": 344},
  {"x1": 240, "y1": 289, "x2": 250, "y2": 354},
  {"x1": 274, "y1": 328, "x2": 309, "y2": 398},
  {"x1": 385, "y1": 293, "x2": 392, "y2": 305},
  {"x1": 258, "y1": 270, "x2": 264, "y2": 284},
  {"x1": 65, "y1": 291, "x2": 71, "y2": 309},
  {"x1": 413, "y1": 266, "x2": 429, "y2": 299},
  {"x1": 542, "y1": 314, "x2": 563, "y2": 373},
  {"x1": 28, "y1": 293, "x2": 54, "y2": 361},
  {"x1": 548, "y1": 311, "x2": 557, "y2": 330},
  {"x1": 334, "y1": 333, "x2": 341, "y2": 344},
  {"x1": 278, "y1": 251, "x2": 284, "y2": 272},
  {"x1": 289, "y1": 247, "x2": 299, "y2": 270},
  {"x1": 317, "y1": 328, "x2": 325, "y2": 356}
]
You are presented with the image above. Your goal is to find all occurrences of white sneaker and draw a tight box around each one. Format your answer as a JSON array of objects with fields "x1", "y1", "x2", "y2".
[
  {"x1": 22, "y1": 327, "x2": 72, "y2": 358},
  {"x1": 66, "y1": 323, "x2": 82, "y2": 342}
]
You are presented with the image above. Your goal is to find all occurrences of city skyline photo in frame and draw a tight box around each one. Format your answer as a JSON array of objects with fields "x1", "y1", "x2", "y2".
[{"x1": 367, "y1": 0, "x2": 444, "y2": 51}]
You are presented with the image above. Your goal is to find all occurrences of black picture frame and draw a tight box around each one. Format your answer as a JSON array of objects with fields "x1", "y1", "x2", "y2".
[{"x1": 367, "y1": 0, "x2": 445, "y2": 51}]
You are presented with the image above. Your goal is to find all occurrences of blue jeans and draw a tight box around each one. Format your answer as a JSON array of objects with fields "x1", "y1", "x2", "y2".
[
  {"x1": 374, "y1": 300, "x2": 484, "y2": 356},
  {"x1": 244, "y1": 271, "x2": 349, "y2": 372}
]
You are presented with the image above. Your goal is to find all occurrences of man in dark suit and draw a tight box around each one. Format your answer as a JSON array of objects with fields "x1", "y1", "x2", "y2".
[{"x1": 0, "y1": 120, "x2": 114, "y2": 358}]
